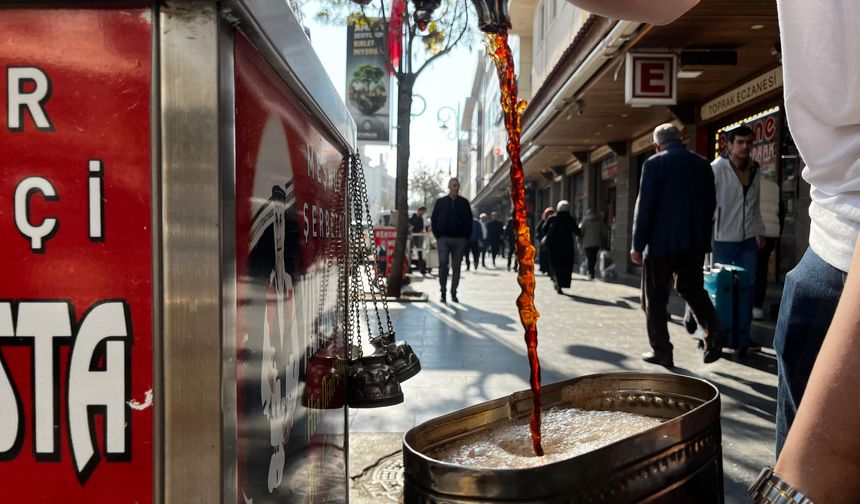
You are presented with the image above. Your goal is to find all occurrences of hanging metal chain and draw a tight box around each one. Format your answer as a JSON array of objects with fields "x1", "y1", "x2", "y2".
[
  {"x1": 352, "y1": 154, "x2": 395, "y2": 335},
  {"x1": 349, "y1": 155, "x2": 386, "y2": 337}
]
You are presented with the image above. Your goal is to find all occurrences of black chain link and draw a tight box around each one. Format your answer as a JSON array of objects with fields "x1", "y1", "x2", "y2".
[{"x1": 352, "y1": 154, "x2": 395, "y2": 335}]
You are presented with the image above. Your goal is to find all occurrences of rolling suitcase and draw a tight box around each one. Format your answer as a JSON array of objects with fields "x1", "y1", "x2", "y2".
[{"x1": 704, "y1": 263, "x2": 752, "y2": 351}]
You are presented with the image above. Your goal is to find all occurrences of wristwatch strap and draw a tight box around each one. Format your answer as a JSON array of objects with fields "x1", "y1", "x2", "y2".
[{"x1": 748, "y1": 467, "x2": 814, "y2": 504}]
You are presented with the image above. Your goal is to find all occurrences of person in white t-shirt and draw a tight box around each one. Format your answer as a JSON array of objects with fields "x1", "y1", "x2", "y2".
[{"x1": 564, "y1": 0, "x2": 860, "y2": 501}]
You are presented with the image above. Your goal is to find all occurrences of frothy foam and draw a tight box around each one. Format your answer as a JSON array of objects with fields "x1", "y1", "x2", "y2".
[{"x1": 429, "y1": 408, "x2": 663, "y2": 469}]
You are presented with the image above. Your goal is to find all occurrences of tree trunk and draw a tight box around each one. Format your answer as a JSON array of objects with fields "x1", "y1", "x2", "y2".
[{"x1": 387, "y1": 74, "x2": 414, "y2": 297}]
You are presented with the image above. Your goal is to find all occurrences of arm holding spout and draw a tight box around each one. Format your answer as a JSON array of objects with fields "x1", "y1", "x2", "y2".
[{"x1": 563, "y1": 0, "x2": 699, "y2": 25}]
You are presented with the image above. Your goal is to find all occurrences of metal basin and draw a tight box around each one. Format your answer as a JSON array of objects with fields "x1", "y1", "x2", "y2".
[{"x1": 403, "y1": 372, "x2": 723, "y2": 503}]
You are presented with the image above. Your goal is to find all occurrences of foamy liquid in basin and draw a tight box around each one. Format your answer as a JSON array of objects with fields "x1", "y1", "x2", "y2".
[{"x1": 430, "y1": 407, "x2": 663, "y2": 469}]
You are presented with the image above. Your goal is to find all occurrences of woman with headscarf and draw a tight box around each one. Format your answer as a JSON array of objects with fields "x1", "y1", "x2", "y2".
[
  {"x1": 545, "y1": 200, "x2": 580, "y2": 293},
  {"x1": 535, "y1": 207, "x2": 555, "y2": 275}
]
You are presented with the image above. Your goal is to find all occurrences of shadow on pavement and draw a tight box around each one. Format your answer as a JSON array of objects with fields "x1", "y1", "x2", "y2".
[
  {"x1": 724, "y1": 349, "x2": 778, "y2": 375},
  {"x1": 561, "y1": 292, "x2": 634, "y2": 309},
  {"x1": 451, "y1": 301, "x2": 517, "y2": 330},
  {"x1": 565, "y1": 344, "x2": 631, "y2": 369}
]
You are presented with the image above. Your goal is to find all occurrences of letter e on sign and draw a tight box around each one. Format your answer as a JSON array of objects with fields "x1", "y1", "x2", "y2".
[{"x1": 625, "y1": 53, "x2": 677, "y2": 106}]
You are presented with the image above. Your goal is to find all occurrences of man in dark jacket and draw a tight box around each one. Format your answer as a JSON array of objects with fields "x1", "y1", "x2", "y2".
[
  {"x1": 631, "y1": 124, "x2": 723, "y2": 367},
  {"x1": 485, "y1": 211, "x2": 505, "y2": 266},
  {"x1": 431, "y1": 178, "x2": 473, "y2": 303},
  {"x1": 409, "y1": 206, "x2": 427, "y2": 233}
]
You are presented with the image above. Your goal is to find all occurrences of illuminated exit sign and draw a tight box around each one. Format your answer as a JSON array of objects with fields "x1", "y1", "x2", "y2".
[{"x1": 625, "y1": 53, "x2": 677, "y2": 106}]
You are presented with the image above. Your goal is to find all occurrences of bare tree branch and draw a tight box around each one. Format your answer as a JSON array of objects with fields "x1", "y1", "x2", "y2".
[{"x1": 415, "y1": 0, "x2": 469, "y2": 78}]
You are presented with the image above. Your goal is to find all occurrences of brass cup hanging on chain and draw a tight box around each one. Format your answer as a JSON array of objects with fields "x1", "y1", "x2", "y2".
[
  {"x1": 347, "y1": 353, "x2": 405, "y2": 408},
  {"x1": 470, "y1": 0, "x2": 511, "y2": 34},
  {"x1": 370, "y1": 331, "x2": 422, "y2": 382},
  {"x1": 345, "y1": 153, "x2": 406, "y2": 408}
]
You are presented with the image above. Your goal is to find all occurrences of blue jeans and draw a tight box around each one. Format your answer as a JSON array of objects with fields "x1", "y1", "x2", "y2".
[
  {"x1": 714, "y1": 238, "x2": 758, "y2": 321},
  {"x1": 774, "y1": 248, "x2": 845, "y2": 456}
]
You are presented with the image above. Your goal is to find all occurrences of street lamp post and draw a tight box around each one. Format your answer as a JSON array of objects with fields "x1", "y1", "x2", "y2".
[{"x1": 436, "y1": 104, "x2": 462, "y2": 178}]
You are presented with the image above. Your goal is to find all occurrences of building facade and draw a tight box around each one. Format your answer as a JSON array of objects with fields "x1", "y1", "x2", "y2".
[{"x1": 464, "y1": 0, "x2": 804, "y2": 308}]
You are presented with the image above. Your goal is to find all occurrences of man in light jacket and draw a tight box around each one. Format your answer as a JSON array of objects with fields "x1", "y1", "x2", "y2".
[{"x1": 712, "y1": 125, "x2": 765, "y2": 319}]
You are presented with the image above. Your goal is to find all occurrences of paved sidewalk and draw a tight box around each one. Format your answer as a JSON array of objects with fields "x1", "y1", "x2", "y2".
[{"x1": 350, "y1": 264, "x2": 778, "y2": 503}]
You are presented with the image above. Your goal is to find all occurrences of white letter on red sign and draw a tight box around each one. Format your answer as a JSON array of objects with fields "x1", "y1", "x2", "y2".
[
  {"x1": 0, "y1": 303, "x2": 22, "y2": 457},
  {"x1": 88, "y1": 160, "x2": 104, "y2": 242},
  {"x1": 7, "y1": 67, "x2": 53, "y2": 131},
  {"x1": 15, "y1": 177, "x2": 59, "y2": 253},
  {"x1": 68, "y1": 301, "x2": 129, "y2": 479},
  {"x1": 15, "y1": 302, "x2": 72, "y2": 457}
]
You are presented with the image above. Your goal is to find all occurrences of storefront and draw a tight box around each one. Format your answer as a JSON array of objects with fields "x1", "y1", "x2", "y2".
[
  {"x1": 592, "y1": 148, "x2": 619, "y2": 253},
  {"x1": 565, "y1": 164, "x2": 586, "y2": 223}
]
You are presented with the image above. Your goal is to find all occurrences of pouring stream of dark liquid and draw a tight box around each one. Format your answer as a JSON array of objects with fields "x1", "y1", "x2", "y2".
[{"x1": 487, "y1": 31, "x2": 544, "y2": 457}]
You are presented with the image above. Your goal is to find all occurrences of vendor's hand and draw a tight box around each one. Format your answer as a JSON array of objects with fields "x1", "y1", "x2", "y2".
[
  {"x1": 756, "y1": 235, "x2": 765, "y2": 250},
  {"x1": 630, "y1": 249, "x2": 643, "y2": 266}
]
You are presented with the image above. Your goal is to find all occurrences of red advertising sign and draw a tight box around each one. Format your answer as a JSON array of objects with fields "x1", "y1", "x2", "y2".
[
  {"x1": 0, "y1": 7, "x2": 153, "y2": 501},
  {"x1": 373, "y1": 227, "x2": 398, "y2": 278},
  {"x1": 234, "y1": 32, "x2": 348, "y2": 502}
]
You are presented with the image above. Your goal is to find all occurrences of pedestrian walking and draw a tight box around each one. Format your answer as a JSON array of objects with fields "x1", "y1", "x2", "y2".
[
  {"x1": 544, "y1": 200, "x2": 580, "y2": 294},
  {"x1": 486, "y1": 212, "x2": 504, "y2": 267},
  {"x1": 504, "y1": 212, "x2": 518, "y2": 271},
  {"x1": 753, "y1": 177, "x2": 783, "y2": 320},
  {"x1": 565, "y1": 1, "x2": 860, "y2": 500},
  {"x1": 409, "y1": 206, "x2": 427, "y2": 233},
  {"x1": 579, "y1": 209, "x2": 605, "y2": 280},
  {"x1": 485, "y1": 211, "x2": 504, "y2": 266},
  {"x1": 535, "y1": 207, "x2": 554, "y2": 275},
  {"x1": 465, "y1": 216, "x2": 483, "y2": 271},
  {"x1": 712, "y1": 125, "x2": 765, "y2": 319},
  {"x1": 630, "y1": 123, "x2": 723, "y2": 367},
  {"x1": 431, "y1": 178, "x2": 472, "y2": 303},
  {"x1": 476, "y1": 213, "x2": 489, "y2": 267}
]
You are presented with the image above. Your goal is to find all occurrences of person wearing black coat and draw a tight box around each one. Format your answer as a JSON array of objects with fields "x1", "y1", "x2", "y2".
[
  {"x1": 535, "y1": 207, "x2": 555, "y2": 275},
  {"x1": 544, "y1": 200, "x2": 580, "y2": 293},
  {"x1": 630, "y1": 123, "x2": 723, "y2": 367},
  {"x1": 504, "y1": 213, "x2": 518, "y2": 271},
  {"x1": 431, "y1": 177, "x2": 473, "y2": 303}
]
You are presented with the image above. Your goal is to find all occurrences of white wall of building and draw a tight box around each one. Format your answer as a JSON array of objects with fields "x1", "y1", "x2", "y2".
[{"x1": 531, "y1": 0, "x2": 590, "y2": 92}]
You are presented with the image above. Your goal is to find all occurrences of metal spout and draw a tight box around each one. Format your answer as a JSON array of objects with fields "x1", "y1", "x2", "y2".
[{"x1": 470, "y1": 0, "x2": 511, "y2": 34}]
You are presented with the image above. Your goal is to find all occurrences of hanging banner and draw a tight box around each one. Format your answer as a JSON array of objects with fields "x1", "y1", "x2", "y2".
[
  {"x1": 0, "y1": 8, "x2": 153, "y2": 501},
  {"x1": 235, "y1": 32, "x2": 348, "y2": 503},
  {"x1": 346, "y1": 19, "x2": 390, "y2": 143}
]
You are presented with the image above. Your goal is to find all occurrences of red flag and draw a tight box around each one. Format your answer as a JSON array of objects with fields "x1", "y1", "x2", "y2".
[{"x1": 387, "y1": 0, "x2": 405, "y2": 72}]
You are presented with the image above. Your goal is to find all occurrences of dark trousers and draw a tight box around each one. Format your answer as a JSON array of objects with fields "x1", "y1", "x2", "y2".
[
  {"x1": 465, "y1": 241, "x2": 480, "y2": 269},
  {"x1": 507, "y1": 242, "x2": 518, "y2": 271},
  {"x1": 642, "y1": 252, "x2": 722, "y2": 357},
  {"x1": 585, "y1": 247, "x2": 599, "y2": 279},
  {"x1": 490, "y1": 241, "x2": 502, "y2": 264},
  {"x1": 437, "y1": 236, "x2": 467, "y2": 294},
  {"x1": 774, "y1": 248, "x2": 844, "y2": 455},
  {"x1": 755, "y1": 237, "x2": 778, "y2": 309}
]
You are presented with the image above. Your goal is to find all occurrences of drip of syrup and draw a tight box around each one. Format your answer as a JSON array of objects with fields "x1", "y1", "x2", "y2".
[{"x1": 487, "y1": 31, "x2": 543, "y2": 457}]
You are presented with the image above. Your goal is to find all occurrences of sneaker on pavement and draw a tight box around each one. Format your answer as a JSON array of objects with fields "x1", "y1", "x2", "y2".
[
  {"x1": 641, "y1": 352, "x2": 674, "y2": 368},
  {"x1": 451, "y1": 293, "x2": 459, "y2": 303}
]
